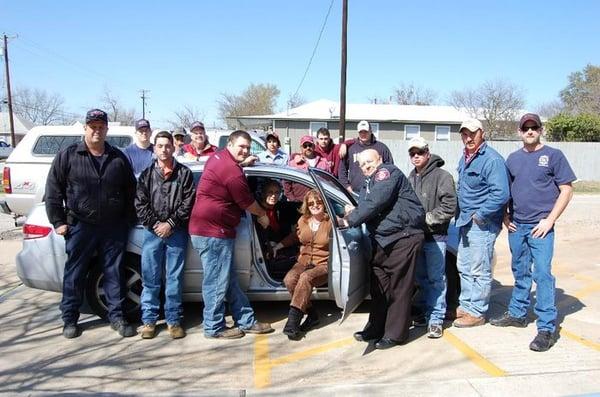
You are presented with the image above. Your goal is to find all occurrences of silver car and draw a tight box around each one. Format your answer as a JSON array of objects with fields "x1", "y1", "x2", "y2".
[{"x1": 16, "y1": 165, "x2": 373, "y2": 322}]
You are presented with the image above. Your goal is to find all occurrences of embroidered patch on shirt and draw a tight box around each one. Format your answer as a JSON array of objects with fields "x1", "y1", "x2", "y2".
[
  {"x1": 375, "y1": 168, "x2": 390, "y2": 181},
  {"x1": 538, "y1": 155, "x2": 549, "y2": 167}
]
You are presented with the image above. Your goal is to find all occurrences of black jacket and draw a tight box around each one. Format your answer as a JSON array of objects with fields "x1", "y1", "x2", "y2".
[
  {"x1": 408, "y1": 154, "x2": 457, "y2": 237},
  {"x1": 134, "y1": 160, "x2": 196, "y2": 230},
  {"x1": 45, "y1": 141, "x2": 136, "y2": 228},
  {"x1": 338, "y1": 136, "x2": 394, "y2": 192},
  {"x1": 346, "y1": 163, "x2": 424, "y2": 248}
]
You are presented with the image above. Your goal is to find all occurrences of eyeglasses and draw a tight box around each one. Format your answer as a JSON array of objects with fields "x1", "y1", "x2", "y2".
[
  {"x1": 522, "y1": 126, "x2": 541, "y2": 132},
  {"x1": 302, "y1": 143, "x2": 314, "y2": 149},
  {"x1": 307, "y1": 200, "x2": 323, "y2": 207},
  {"x1": 409, "y1": 149, "x2": 427, "y2": 157}
]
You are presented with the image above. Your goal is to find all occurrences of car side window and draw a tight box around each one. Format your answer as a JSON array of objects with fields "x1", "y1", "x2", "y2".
[
  {"x1": 106, "y1": 136, "x2": 133, "y2": 149},
  {"x1": 32, "y1": 136, "x2": 82, "y2": 156}
]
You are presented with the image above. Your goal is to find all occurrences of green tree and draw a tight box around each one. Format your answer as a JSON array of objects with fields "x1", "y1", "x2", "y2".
[
  {"x1": 218, "y1": 83, "x2": 280, "y2": 128},
  {"x1": 545, "y1": 113, "x2": 600, "y2": 142},
  {"x1": 559, "y1": 64, "x2": 600, "y2": 115}
]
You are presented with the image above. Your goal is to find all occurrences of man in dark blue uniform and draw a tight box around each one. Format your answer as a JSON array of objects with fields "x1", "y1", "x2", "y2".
[
  {"x1": 342, "y1": 149, "x2": 425, "y2": 349},
  {"x1": 45, "y1": 108, "x2": 137, "y2": 339}
]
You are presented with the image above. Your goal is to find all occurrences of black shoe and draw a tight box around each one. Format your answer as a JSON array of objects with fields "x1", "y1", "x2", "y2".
[
  {"x1": 62, "y1": 323, "x2": 81, "y2": 339},
  {"x1": 529, "y1": 331, "x2": 556, "y2": 352},
  {"x1": 490, "y1": 312, "x2": 527, "y2": 328},
  {"x1": 375, "y1": 337, "x2": 401, "y2": 350},
  {"x1": 411, "y1": 313, "x2": 427, "y2": 328},
  {"x1": 110, "y1": 319, "x2": 137, "y2": 337},
  {"x1": 283, "y1": 306, "x2": 304, "y2": 341},
  {"x1": 353, "y1": 329, "x2": 382, "y2": 342},
  {"x1": 300, "y1": 307, "x2": 320, "y2": 332}
]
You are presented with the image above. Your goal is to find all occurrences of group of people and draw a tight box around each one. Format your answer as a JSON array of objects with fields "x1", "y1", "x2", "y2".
[{"x1": 46, "y1": 108, "x2": 575, "y2": 353}]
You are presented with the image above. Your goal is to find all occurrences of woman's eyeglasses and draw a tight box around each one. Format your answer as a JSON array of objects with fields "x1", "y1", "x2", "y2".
[{"x1": 308, "y1": 200, "x2": 323, "y2": 207}]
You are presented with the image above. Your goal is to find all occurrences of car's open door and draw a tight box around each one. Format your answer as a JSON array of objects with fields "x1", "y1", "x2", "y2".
[{"x1": 308, "y1": 168, "x2": 371, "y2": 322}]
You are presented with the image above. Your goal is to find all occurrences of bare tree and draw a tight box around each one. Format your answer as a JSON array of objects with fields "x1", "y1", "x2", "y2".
[
  {"x1": 449, "y1": 79, "x2": 525, "y2": 139},
  {"x1": 391, "y1": 82, "x2": 437, "y2": 105},
  {"x1": 287, "y1": 93, "x2": 307, "y2": 109},
  {"x1": 217, "y1": 83, "x2": 280, "y2": 128},
  {"x1": 11, "y1": 87, "x2": 70, "y2": 125},
  {"x1": 536, "y1": 100, "x2": 564, "y2": 119},
  {"x1": 559, "y1": 64, "x2": 600, "y2": 115},
  {"x1": 100, "y1": 88, "x2": 136, "y2": 125},
  {"x1": 167, "y1": 105, "x2": 205, "y2": 129}
]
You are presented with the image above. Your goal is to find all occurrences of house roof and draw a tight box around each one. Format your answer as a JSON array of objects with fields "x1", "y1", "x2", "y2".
[
  {"x1": 238, "y1": 99, "x2": 475, "y2": 124},
  {"x1": 0, "y1": 112, "x2": 34, "y2": 135}
]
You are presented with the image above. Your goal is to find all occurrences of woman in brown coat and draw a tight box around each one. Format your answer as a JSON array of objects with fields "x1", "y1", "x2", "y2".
[{"x1": 281, "y1": 189, "x2": 331, "y2": 340}]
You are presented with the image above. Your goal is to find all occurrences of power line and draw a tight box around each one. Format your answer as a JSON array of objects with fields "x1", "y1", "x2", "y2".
[{"x1": 291, "y1": 0, "x2": 336, "y2": 101}]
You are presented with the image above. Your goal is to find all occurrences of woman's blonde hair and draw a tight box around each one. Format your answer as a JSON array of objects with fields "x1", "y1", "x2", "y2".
[{"x1": 299, "y1": 189, "x2": 329, "y2": 220}]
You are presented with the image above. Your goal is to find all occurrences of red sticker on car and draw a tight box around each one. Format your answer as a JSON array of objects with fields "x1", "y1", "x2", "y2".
[{"x1": 375, "y1": 168, "x2": 390, "y2": 181}]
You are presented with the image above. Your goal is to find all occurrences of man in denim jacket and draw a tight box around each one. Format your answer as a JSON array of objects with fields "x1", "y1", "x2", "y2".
[{"x1": 454, "y1": 119, "x2": 510, "y2": 327}]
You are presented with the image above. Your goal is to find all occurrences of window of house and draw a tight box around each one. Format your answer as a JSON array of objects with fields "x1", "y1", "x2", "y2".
[
  {"x1": 404, "y1": 125, "x2": 420, "y2": 140},
  {"x1": 435, "y1": 126, "x2": 451, "y2": 141},
  {"x1": 310, "y1": 122, "x2": 328, "y2": 136}
]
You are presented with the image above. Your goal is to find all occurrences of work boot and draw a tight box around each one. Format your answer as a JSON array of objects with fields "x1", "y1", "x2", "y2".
[
  {"x1": 529, "y1": 331, "x2": 556, "y2": 352},
  {"x1": 62, "y1": 323, "x2": 81, "y2": 339},
  {"x1": 490, "y1": 312, "x2": 528, "y2": 328},
  {"x1": 283, "y1": 306, "x2": 304, "y2": 341},
  {"x1": 205, "y1": 327, "x2": 245, "y2": 339},
  {"x1": 300, "y1": 306, "x2": 320, "y2": 332},
  {"x1": 452, "y1": 312, "x2": 485, "y2": 328},
  {"x1": 110, "y1": 319, "x2": 137, "y2": 337},
  {"x1": 167, "y1": 324, "x2": 186, "y2": 339},
  {"x1": 243, "y1": 322, "x2": 274, "y2": 334},
  {"x1": 140, "y1": 324, "x2": 156, "y2": 339}
]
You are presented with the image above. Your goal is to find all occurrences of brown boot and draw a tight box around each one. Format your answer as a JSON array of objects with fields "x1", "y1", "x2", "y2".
[
  {"x1": 168, "y1": 324, "x2": 186, "y2": 339},
  {"x1": 453, "y1": 312, "x2": 485, "y2": 328},
  {"x1": 140, "y1": 324, "x2": 156, "y2": 339}
]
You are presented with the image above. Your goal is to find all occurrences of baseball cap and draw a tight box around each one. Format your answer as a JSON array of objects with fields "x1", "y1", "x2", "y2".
[
  {"x1": 85, "y1": 109, "x2": 108, "y2": 124},
  {"x1": 190, "y1": 121, "x2": 205, "y2": 131},
  {"x1": 300, "y1": 135, "x2": 314, "y2": 146},
  {"x1": 408, "y1": 136, "x2": 429, "y2": 151},
  {"x1": 519, "y1": 113, "x2": 542, "y2": 130},
  {"x1": 266, "y1": 132, "x2": 281, "y2": 146},
  {"x1": 135, "y1": 119, "x2": 151, "y2": 130},
  {"x1": 459, "y1": 118, "x2": 483, "y2": 133},
  {"x1": 173, "y1": 127, "x2": 187, "y2": 137},
  {"x1": 357, "y1": 120, "x2": 370, "y2": 133}
]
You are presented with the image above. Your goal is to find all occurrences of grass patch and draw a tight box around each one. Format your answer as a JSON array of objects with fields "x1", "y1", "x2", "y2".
[{"x1": 573, "y1": 180, "x2": 600, "y2": 193}]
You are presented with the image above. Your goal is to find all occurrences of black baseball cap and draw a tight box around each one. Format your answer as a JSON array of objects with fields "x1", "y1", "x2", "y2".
[
  {"x1": 519, "y1": 113, "x2": 542, "y2": 130},
  {"x1": 135, "y1": 119, "x2": 151, "y2": 130},
  {"x1": 86, "y1": 109, "x2": 108, "y2": 124}
]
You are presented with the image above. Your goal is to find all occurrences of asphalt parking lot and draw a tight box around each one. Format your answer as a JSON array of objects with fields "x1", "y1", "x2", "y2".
[{"x1": 0, "y1": 195, "x2": 599, "y2": 396}]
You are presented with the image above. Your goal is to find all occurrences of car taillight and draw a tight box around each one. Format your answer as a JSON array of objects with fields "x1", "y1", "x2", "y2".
[
  {"x1": 23, "y1": 224, "x2": 52, "y2": 240},
  {"x1": 2, "y1": 166, "x2": 11, "y2": 194}
]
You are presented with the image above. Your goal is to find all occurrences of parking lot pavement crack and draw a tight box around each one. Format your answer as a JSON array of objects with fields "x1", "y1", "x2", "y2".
[{"x1": 0, "y1": 282, "x2": 23, "y2": 302}]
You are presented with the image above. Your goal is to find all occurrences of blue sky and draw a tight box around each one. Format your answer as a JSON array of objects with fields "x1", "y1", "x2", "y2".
[{"x1": 2, "y1": 0, "x2": 599, "y2": 128}]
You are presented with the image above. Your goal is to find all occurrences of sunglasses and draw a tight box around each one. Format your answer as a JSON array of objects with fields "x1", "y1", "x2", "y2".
[
  {"x1": 409, "y1": 149, "x2": 427, "y2": 157},
  {"x1": 308, "y1": 200, "x2": 323, "y2": 207},
  {"x1": 302, "y1": 143, "x2": 314, "y2": 149},
  {"x1": 522, "y1": 126, "x2": 541, "y2": 132}
]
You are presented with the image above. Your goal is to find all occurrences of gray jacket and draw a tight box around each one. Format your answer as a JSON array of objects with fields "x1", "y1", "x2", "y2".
[{"x1": 408, "y1": 154, "x2": 457, "y2": 237}]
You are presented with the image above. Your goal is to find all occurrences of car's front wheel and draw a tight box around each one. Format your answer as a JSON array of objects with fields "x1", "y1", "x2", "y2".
[{"x1": 85, "y1": 253, "x2": 142, "y2": 322}]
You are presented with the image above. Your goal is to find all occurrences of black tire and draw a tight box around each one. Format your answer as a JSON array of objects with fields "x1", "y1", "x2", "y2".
[{"x1": 85, "y1": 253, "x2": 142, "y2": 322}]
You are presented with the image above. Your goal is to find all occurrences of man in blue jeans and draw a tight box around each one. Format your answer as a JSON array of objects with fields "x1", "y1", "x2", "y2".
[
  {"x1": 407, "y1": 137, "x2": 457, "y2": 338},
  {"x1": 135, "y1": 131, "x2": 196, "y2": 339},
  {"x1": 490, "y1": 113, "x2": 576, "y2": 352},
  {"x1": 454, "y1": 119, "x2": 510, "y2": 328},
  {"x1": 189, "y1": 130, "x2": 274, "y2": 339}
]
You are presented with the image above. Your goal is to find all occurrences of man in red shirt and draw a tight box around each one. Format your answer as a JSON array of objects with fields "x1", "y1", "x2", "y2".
[
  {"x1": 183, "y1": 121, "x2": 216, "y2": 160},
  {"x1": 284, "y1": 135, "x2": 330, "y2": 202},
  {"x1": 189, "y1": 130, "x2": 273, "y2": 339},
  {"x1": 314, "y1": 127, "x2": 350, "y2": 177}
]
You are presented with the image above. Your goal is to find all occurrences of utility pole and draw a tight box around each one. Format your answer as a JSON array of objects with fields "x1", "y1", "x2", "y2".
[
  {"x1": 338, "y1": 0, "x2": 348, "y2": 141},
  {"x1": 3, "y1": 34, "x2": 16, "y2": 147},
  {"x1": 139, "y1": 89, "x2": 149, "y2": 119}
]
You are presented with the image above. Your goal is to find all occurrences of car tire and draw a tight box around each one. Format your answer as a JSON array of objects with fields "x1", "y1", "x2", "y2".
[{"x1": 85, "y1": 253, "x2": 143, "y2": 322}]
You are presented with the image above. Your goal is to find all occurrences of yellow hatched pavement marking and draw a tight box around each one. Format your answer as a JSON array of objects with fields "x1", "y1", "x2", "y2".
[
  {"x1": 560, "y1": 329, "x2": 600, "y2": 351},
  {"x1": 253, "y1": 335, "x2": 355, "y2": 389},
  {"x1": 443, "y1": 331, "x2": 507, "y2": 377}
]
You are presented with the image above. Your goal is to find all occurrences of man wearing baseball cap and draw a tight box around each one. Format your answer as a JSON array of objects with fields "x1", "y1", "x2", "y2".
[
  {"x1": 284, "y1": 135, "x2": 329, "y2": 202},
  {"x1": 490, "y1": 113, "x2": 576, "y2": 352},
  {"x1": 183, "y1": 121, "x2": 216, "y2": 160},
  {"x1": 339, "y1": 120, "x2": 393, "y2": 194},
  {"x1": 257, "y1": 132, "x2": 288, "y2": 165},
  {"x1": 453, "y1": 118, "x2": 509, "y2": 328},
  {"x1": 172, "y1": 127, "x2": 187, "y2": 158},
  {"x1": 124, "y1": 118, "x2": 154, "y2": 178},
  {"x1": 45, "y1": 108, "x2": 137, "y2": 338}
]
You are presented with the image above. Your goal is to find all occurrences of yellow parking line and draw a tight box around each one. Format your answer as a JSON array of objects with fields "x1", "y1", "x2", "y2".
[
  {"x1": 560, "y1": 329, "x2": 600, "y2": 351},
  {"x1": 270, "y1": 337, "x2": 355, "y2": 366},
  {"x1": 443, "y1": 331, "x2": 507, "y2": 377},
  {"x1": 572, "y1": 282, "x2": 600, "y2": 300}
]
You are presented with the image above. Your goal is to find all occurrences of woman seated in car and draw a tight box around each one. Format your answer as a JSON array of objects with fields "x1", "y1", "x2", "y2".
[{"x1": 278, "y1": 189, "x2": 332, "y2": 340}]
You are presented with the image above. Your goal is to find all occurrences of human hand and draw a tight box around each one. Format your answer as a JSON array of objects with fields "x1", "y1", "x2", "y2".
[
  {"x1": 153, "y1": 222, "x2": 173, "y2": 238},
  {"x1": 503, "y1": 213, "x2": 516, "y2": 232},
  {"x1": 338, "y1": 217, "x2": 349, "y2": 228},
  {"x1": 240, "y1": 155, "x2": 258, "y2": 167},
  {"x1": 338, "y1": 143, "x2": 347, "y2": 159},
  {"x1": 270, "y1": 242, "x2": 284, "y2": 258},
  {"x1": 344, "y1": 204, "x2": 355, "y2": 216},
  {"x1": 531, "y1": 218, "x2": 553, "y2": 238},
  {"x1": 55, "y1": 225, "x2": 68, "y2": 236},
  {"x1": 346, "y1": 186, "x2": 354, "y2": 194},
  {"x1": 257, "y1": 214, "x2": 270, "y2": 229}
]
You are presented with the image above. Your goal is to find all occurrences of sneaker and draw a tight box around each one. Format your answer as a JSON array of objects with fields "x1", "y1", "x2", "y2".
[
  {"x1": 140, "y1": 324, "x2": 156, "y2": 339},
  {"x1": 168, "y1": 324, "x2": 186, "y2": 339},
  {"x1": 529, "y1": 331, "x2": 556, "y2": 352},
  {"x1": 205, "y1": 327, "x2": 245, "y2": 340},
  {"x1": 62, "y1": 323, "x2": 81, "y2": 339},
  {"x1": 242, "y1": 322, "x2": 274, "y2": 334},
  {"x1": 110, "y1": 319, "x2": 137, "y2": 337},
  {"x1": 453, "y1": 312, "x2": 485, "y2": 328},
  {"x1": 427, "y1": 324, "x2": 443, "y2": 339},
  {"x1": 490, "y1": 312, "x2": 527, "y2": 328}
]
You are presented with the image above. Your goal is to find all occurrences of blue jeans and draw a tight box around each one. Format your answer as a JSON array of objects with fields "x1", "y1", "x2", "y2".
[
  {"x1": 190, "y1": 235, "x2": 256, "y2": 336},
  {"x1": 456, "y1": 221, "x2": 500, "y2": 317},
  {"x1": 141, "y1": 228, "x2": 187, "y2": 326},
  {"x1": 415, "y1": 239, "x2": 448, "y2": 326},
  {"x1": 507, "y1": 222, "x2": 556, "y2": 333}
]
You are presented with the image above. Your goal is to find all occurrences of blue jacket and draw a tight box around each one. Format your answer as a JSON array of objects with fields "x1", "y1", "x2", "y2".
[{"x1": 456, "y1": 142, "x2": 510, "y2": 228}]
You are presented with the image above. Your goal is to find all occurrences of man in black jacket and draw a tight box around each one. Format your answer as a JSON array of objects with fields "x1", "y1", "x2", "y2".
[
  {"x1": 45, "y1": 109, "x2": 137, "y2": 339},
  {"x1": 342, "y1": 149, "x2": 425, "y2": 349},
  {"x1": 407, "y1": 137, "x2": 457, "y2": 339},
  {"x1": 135, "y1": 131, "x2": 196, "y2": 339}
]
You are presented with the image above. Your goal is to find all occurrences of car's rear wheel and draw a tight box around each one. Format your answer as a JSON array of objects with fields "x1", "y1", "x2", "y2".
[{"x1": 85, "y1": 253, "x2": 142, "y2": 322}]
